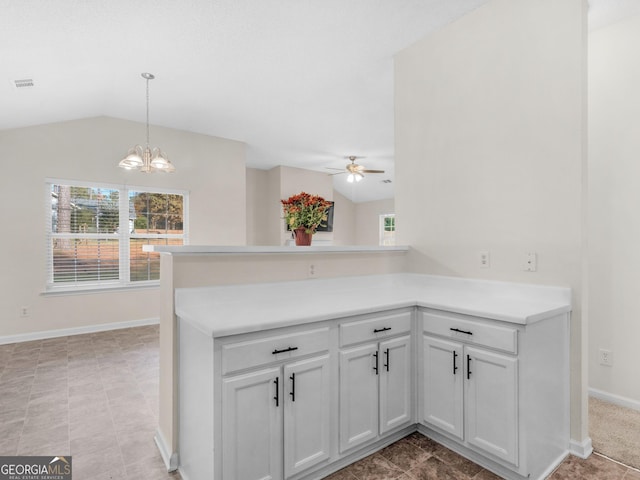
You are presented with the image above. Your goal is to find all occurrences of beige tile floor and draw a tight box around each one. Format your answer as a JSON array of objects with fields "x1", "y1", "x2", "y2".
[{"x1": 1, "y1": 325, "x2": 638, "y2": 480}]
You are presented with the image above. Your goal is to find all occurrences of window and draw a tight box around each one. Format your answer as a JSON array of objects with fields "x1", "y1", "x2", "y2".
[
  {"x1": 379, "y1": 214, "x2": 396, "y2": 246},
  {"x1": 47, "y1": 180, "x2": 188, "y2": 291}
]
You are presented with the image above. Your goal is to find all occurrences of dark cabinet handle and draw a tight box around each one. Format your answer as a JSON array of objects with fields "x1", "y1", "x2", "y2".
[
  {"x1": 384, "y1": 348, "x2": 390, "y2": 372},
  {"x1": 373, "y1": 351, "x2": 379, "y2": 375},
  {"x1": 453, "y1": 351, "x2": 458, "y2": 375},
  {"x1": 467, "y1": 355, "x2": 472, "y2": 379},
  {"x1": 272, "y1": 346, "x2": 298, "y2": 355},
  {"x1": 273, "y1": 377, "x2": 279, "y2": 407},
  {"x1": 450, "y1": 327, "x2": 473, "y2": 335},
  {"x1": 289, "y1": 373, "x2": 296, "y2": 402},
  {"x1": 373, "y1": 327, "x2": 391, "y2": 333}
]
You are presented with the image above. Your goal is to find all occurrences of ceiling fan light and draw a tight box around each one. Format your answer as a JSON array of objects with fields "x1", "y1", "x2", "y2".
[
  {"x1": 355, "y1": 173, "x2": 364, "y2": 182},
  {"x1": 347, "y1": 174, "x2": 355, "y2": 183}
]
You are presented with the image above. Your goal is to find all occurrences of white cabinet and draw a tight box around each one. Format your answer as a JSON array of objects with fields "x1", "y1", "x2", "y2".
[
  {"x1": 420, "y1": 308, "x2": 569, "y2": 479},
  {"x1": 221, "y1": 328, "x2": 332, "y2": 480},
  {"x1": 222, "y1": 367, "x2": 283, "y2": 480},
  {"x1": 222, "y1": 353, "x2": 331, "y2": 480},
  {"x1": 465, "y1": 346, "x2": 518, "y2": 465},
  {"x1": 379, "y1": 335, "x2": 413, "y2": 434},
  {"x1": 283, "y1": 355, "x2": 331, "y2": 478},
  {"x1": 422, "y1": 335, "x2": 518, "y2": 465},
  {"x1": 178, "y1": 298, "x2": 568, "y2": 480},
  {"x1": 338, "y1": 310, "x2": 414, "y2": 453},
  {"x1": 339, "y1": 343, "x2": 379, "y2": 452},
  {"x1": 422, "y1": 336, "x2": 463, "y2": 439}
]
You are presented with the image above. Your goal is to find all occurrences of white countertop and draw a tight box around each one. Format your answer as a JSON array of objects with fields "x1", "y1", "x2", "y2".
[
  {"x1": 144, "y1": 245, "x2": 409, "y2": 254},
  {"x1": 175, "y1": 273, "x2": 572, "y2": 338}
]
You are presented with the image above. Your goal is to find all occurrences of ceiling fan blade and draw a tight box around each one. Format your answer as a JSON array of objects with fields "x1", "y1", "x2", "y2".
[
  {"x1": 325, "y1": 167, "x2": 345, "y2": 171},
  {"x1": 328, "y1": 171, "x2": 346, "y2": 176},
  {"x1": 361, "y1": 169, "x2": 385, "y2": 174}
]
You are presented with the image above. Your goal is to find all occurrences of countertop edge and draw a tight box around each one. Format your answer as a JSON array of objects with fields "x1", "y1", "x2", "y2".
[
  {"x1": 174, "y1": 273, "x2": 572, "y2": 338},
  {"x1": 144, "y1": 245, "x2": 409, "y2": 254},
  {"x1": 176, "y1": 301, "x2": 572, "y2": 339}
]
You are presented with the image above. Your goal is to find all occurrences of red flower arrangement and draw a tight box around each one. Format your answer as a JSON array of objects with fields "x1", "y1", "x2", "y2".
[{"x1": 281, "y1": 192, "x2": 332, "y2": 234}]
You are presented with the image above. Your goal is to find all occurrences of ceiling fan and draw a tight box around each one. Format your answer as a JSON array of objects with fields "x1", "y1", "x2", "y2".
[{"x1": 327, "y1": 156, "x2": 385, "y2": 183}]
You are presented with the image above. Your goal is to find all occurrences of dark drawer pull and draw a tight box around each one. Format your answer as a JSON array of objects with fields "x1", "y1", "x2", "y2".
[
  {"x1": 453, "y1": 351, "x2": 458, "y2": 375},
  {"x1": 272, "y1": 346, "x2": 298, "y2": 355},
  {"x1": 289, "y1": 373, "x2": 296, "y2": 402},
  {"x1": 274, "y1": 377, "x2": 279, "y2": 407},
  {"x1": 384, "y1": 348, "x2": 390, "y2": 372},
  {"x1": 373, "y1": 327, "x2": 391, "y2": 333},
  {"x1": 373, "y1": 351, "x2": 379, "y2": 375},
  {"x1": 450, "y1": 327, "x2": 473, "y2": 335}
]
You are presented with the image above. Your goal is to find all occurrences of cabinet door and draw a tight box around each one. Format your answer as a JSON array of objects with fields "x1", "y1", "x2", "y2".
[
  {"x1": 339, "y1": 343, "x2": 379, "y2": 453},
  {"x1": 283, "y1": 355, "x2": 331, "y2": 478},
  {"x1": 465, "y1": 346, "x2": 518, "y2": 466},
  {"x1": 222, "y1": 367, "x2": 283, "y2": 480},
  {"x1": 422, "y1": 335, "x2": 463, "y2": 440},
  {"x1": 379, "y1": 335, "x2": 412, "y2": 434}
]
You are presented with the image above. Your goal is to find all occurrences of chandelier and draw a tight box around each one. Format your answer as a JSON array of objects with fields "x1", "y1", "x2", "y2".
[{"x1": 119, "y1": 73, "x2": 175, "y2": 173}]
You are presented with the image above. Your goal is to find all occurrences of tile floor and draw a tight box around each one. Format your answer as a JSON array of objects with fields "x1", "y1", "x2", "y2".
[{"x1": 1, "y1": 325, "x2": 638, "y2": 480}]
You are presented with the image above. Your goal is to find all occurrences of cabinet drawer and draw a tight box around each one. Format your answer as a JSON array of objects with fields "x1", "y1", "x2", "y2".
[
  {"x1": 221, "y1": 327, "x2": 330, "y2": 375},
  {"x1": 421, "y1": 311, "x2": 517, "y2": 354},
  {"x1": 340, "y1": 311, "x2": 412, "y2": 347}
]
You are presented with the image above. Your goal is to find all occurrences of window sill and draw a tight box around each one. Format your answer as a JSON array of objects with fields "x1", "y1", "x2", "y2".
[{"x1": 41, "y1": 282, "x2": 160, "y2": 297}]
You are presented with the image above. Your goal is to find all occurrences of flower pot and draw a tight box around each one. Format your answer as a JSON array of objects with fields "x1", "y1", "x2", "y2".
[{"x1": 293, "y1": 227, "x2": 313, "y2": 246}]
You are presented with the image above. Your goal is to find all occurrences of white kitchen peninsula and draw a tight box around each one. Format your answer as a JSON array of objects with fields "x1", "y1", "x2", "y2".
[{"x1": 173, "y1": 271, "x2": 571, "y2": 480}]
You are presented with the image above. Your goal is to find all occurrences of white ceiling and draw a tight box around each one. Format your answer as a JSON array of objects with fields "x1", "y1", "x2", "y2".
[{"x1": 1, "y1": 0, "x2": 639, "y2": 202}]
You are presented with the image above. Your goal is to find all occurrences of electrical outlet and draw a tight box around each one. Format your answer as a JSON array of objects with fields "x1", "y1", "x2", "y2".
[
  {"x1": 308, "y1": 264, "x2": 316, "y2": 278},
  {"x1": 525, "y1": 252, "x2": 537, "y2": 272},
  {"x1": 599, "y1": 348, "x2": 613, "y2": 366},
  {"x1": 479, "y1": 251, "x2": 490, "y2": 268},
  {"x1": 20, "y1": 306, "x2": 30, "y2": 318}
]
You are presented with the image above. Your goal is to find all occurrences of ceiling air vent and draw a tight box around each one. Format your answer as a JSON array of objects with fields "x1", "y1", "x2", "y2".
[
  {"x1": 14, "y1": 78, "x2": 34, "y2": 89},
  {"x1": 381, "y1": 179, "x2": 392, "y2": 184}
]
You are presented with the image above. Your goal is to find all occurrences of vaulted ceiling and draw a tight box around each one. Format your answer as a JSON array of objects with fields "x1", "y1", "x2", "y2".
[{"x1": 2, "y1": 0, "x2": 638, "y2": 201}]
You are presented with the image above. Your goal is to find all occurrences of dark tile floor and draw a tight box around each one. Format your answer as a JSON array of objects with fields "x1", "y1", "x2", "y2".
[
  {"x1": 328, "y1": 432, "x2": 640, "y2": 479},
  {"x1": 1, "y1": 325, "x2": 638, "y2": 480}
]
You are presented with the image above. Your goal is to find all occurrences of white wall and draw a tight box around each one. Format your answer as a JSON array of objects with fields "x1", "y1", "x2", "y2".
[
  {"x1": 245, "y1": 166, "x2": 392, "y2": 246},
  {"x1": 355, "y1": 198, "x2": 395, "y2": 245},
  {"x1": 249, "y1": 165, "x2": 336, "y2": 245},
  {"x1": 589, "y1": 14, "x2": 640, "y2": 405},
  {"x1": 246, "y1": 168, "x2": 270, "y2": 245},
  {"x1": 332, "y1": 190, "x2": 356, "y2": 245},
  {"x1": 278, "y1": 165, "x2": 334, "y2": 245},
  {"x1": 395, "y1": 0, "x2": 588, "y2": 444},
  {"x1": 0, "y1": 116, "x2": 246, "y2": 338}
]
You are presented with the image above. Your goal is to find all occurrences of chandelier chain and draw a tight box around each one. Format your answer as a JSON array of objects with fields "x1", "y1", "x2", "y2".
[{"x1": 146, "y1": 76, "x2": 150, "y2": 148}]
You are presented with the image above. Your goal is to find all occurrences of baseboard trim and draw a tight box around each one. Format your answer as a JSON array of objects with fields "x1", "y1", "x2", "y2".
[
  {"x1": 569, "y1": 437, "x2": 593, "y2": 459},
  {"x1": 0, "y1": 317, "x2": 159, "y2": 345},
  {"x1": 589, "y1": 387, "x2": 640, "y2": 412},
  {"x1": 154, "y1": 429, "x2": 179, "y2": 472}
]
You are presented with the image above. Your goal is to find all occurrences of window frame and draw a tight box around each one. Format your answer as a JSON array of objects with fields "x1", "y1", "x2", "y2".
[
  {"x1": 45, "y1": 178, "x2": 189, "y2": 294},
  {"x1": 379, "y1": 213, "x2": 396, "y2": 246}
]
